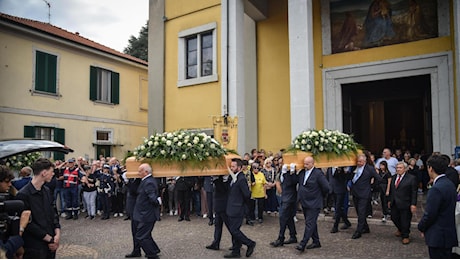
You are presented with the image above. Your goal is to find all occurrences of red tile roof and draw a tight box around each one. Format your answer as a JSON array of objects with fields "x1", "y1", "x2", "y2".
[{"x1": 0, "y1": 12, "x2": 148, "y2": 66}]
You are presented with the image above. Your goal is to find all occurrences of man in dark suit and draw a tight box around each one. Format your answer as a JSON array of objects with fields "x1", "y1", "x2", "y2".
[
  {"x1": 129, "y1": 163, "x2": 161, "y2": 259},
  {"x1": 328, "y1": 167, "x2": 352, "y2": 233},
  {"x1": 295, "y1": 156, "x2": 330, "y2": 252},
  {"x1": 350, "y1": 154, "x2": 381, "y2": 239},
  {"x1": 270, "y1": 163, "x2": 298, "y2": 247},
  {"x1": 206, "y1": 175, "x2": 232, "y2": 250},
  {"x1": 418, "y1": 154, "x2": 458, "y2": 259},
  {"x1": 388, "y1": 161, "x2": 418, "y2": 244},
  {"x1": 225, "y1": 158, "x2": 256, "y2": 258},
  {"x1": 125, "y1": 177, "x2": 142, "y2": 258}
]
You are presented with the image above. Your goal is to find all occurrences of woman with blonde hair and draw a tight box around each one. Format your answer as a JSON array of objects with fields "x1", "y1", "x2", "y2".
[{"x1": 262, "y1": 158, "x2": 278, "y2": 215}]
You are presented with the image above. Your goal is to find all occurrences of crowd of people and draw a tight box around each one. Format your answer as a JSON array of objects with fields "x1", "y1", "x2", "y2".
[{"x1": 2, "y1": 146, "x2": 460, "y2": 258}]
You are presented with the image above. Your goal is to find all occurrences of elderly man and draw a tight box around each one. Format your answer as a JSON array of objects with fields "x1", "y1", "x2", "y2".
[
  {"x1": 388, "y1": 161, "x2": 418, "y2": 244},
  {"x1": 127, "y1": 163, "x2": 161, "y2": 259},
  {"x1": 375, "y1": 148, "x2": 399, "y2": 176},
  {"x1": 12, "y1": 166, "x2": 33, "y2": 191},
  {"x1": 295, "y1": 156, "x2": 329, "y2": 252}
]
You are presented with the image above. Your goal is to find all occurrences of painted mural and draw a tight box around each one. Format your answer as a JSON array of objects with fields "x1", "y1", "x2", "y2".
[{"x1": 330, "y1": 0, "x2": 438, "y2": 53}]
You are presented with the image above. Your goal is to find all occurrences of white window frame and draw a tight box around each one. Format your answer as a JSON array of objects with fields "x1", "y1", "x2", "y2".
[
  {"x1": 178, "y1": 22, "x2": 218, "y2": 87},
  {"x1": 93, "y1": 128, "x2": 114, "y2": 145}
]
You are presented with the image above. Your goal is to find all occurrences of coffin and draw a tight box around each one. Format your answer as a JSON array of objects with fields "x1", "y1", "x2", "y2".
[
  {"x1": 283, "y1": 150, "x2": 360, "y2": 169},
  {"x1": 124, "y1": 153, "x2": 241, "y2": 178}
]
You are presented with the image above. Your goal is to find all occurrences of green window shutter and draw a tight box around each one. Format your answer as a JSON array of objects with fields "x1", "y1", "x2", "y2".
[
  {"x1": 53, "y1": 128, "x2": 65, "y2": 160},
  {"x1": 47, "y1": 54, "x2": 57, "y2": 93},
  {"x1": 24, "y1": 126, "x2": 36, "y2": 138},
  {"x1": 35, "y1": 51, "x2": 46, "y2": 91},
  {"x1": 111, "y1": 72, "x2": 120, "y2": 104},
  {"x1": 90, "y1": 66, "x2": 98, "y2": 101}
]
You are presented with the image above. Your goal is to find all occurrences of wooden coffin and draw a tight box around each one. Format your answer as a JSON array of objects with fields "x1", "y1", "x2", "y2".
[
  {"x1": 283, "y1": 151, "x2": 360, "y2": 170},
  {"x1": 124, "y1": 153, "x2": 241, "y2": 178}
]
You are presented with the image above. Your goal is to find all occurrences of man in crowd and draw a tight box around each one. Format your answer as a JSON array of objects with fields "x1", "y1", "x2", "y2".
[
  {"x1": 16, "y1": 158, "x2": 61, "y2": 258},
  {"x1": 270, "y1": 163, "x2": 298, "y2": 247},
  {"x1": 418, "y1": 154, "x2": 458, "y2": 258},
  {"x1": 388, "y1": 161, "x2": 418, "y2": 244},
  {"x1": 225, "y1": 158, "x2": 256, "y2": 258},
  {"x1": 61, "y1": 158, "x2": 82, "y2": 220},
  {"x1": 295, "y1": 156, "x2": 329, "y2": 252},
  {"x1": 129, "y1": 163, "x2": 161, "y2": 259},
  {"x1": 328, "y1": 167, "x2": 352, "y2": 233},
  {"x1": 375, "y1": 148, "x2": 399, "y2": 175},
  {"x1": 350, "y1": 154, "x2": 381, "y2": 239}
]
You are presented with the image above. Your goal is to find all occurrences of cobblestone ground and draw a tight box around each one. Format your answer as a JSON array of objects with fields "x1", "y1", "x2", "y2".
[{"x1": 56, "y1": 193, "x2": 430, "y2": 259}]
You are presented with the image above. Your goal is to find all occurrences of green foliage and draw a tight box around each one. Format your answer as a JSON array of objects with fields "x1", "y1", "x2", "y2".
[
  {"x1": 3, "y1": 152, "x2": 41, "y2": 171},
  {"x1": 123, "y1": 21, "x2": 148, "y2": 61}
]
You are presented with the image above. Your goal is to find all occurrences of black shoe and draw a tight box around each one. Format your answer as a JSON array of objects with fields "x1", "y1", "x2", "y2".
[
  {"x1": 246, "y1": 220, "x2": 254, "y2": 226},
  {"x1": 208, "y1": 220, "x2": 214, "y2": 226},
  {"x1": 352, "y1": 232, "x2": 361, "y2": 239},
  {"x1": 185, "y1": 217, "x2": 190, "y2": 221},
  {"x1": 85, "y1": 215, "x2": 90, "y2": 219},
  {"x1": 178, "y1": 217, "x2": 184, "y2": 222},
  {"x1": 306, "y1": 243, "x2": 321, "y2": 249},
  {"x1": 362, "y1": 228, "x2": 370, "y2": 234},
  {"x1": 65, "y1": 215, "x2": 73, "y2": 220},
  {"x1": 101, "y1": 216, "x2": 109, "y2": 220},
  {"x1": 284, "y1": 237, "x2": 297, "y2": 244},
  {"x1": 246, "y1": 242, "x2": 256, "y2": 257},
  {"x1": 124, "y1": 216, "x2": 130, "y2": 221},
  {"x1": 258, "y1": 219, "x2": 263, "y2": 224},
  {"x1": 330, "y1": 227, "x2": 338, "y2": 233},
  {"x1": 125, "y1": 252, "x2": 141, "y2": 258},
  {"x1": 146, "y1": 254, "x2": 159, "y2": 259},
  {"x1": 270, "y1": 239, "x2": 284, "y2": 247},
  {"x1": 73, "y1": 215, "x2": 78, "y2": 220},
  {"x1": 224, "y1": 253, "x2": 241, "y2": 258},
  {"x1": 90, "y1": 215, "x2": 95, "y2": 220},
  {"x1": 205, "y1": 244, "x2": 219, "y2": 250},
  {"x1": 295, "y1": 245, "x2": 305, "y2": 252},
  {"x1": 340, "y1": 223, "x2": 351, "y2": 230}
]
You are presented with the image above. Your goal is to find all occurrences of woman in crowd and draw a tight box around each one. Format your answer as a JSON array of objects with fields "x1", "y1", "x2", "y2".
[
  {"x1": 262, "y1": 157, "x2": 278, "y2": 215},
  {"x1": 377, "y1": 161, "x2": 391, "y2": 222},
  {"x1": 81, "y1": 165, "x2": 97, "y2": 219},
  {"x1": 249, "y1": 162, "x2": 267, "y2": 223}
]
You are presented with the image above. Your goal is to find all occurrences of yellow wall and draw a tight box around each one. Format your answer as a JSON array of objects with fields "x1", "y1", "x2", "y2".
[
  {"x1": 164, "y1": 2, "x2": 221, "y2": 131},
  {"x1": 0, "y1": 28, "x2": 148, "y2": 160},
  {"x1": 256, "y1": 0, "x2": 292, "y2": 154}
]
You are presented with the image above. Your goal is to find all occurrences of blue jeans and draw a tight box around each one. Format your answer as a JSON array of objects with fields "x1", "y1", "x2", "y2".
[
  {"x1": 54, "y1": 186, "x2": 66, "y2": 214},
  {"x1": 63, "y1": 186, "x2": 79, "y2": 216}
]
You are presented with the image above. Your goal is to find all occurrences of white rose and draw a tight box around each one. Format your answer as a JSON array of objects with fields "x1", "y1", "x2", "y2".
[
  {"x1": 154, "y1": 141, "x2": 159, "y2": 146},
  {"x1": 140, "y1": 145, "x2": 145, "y2": 150},
  {"x1": 306, "y1": 144, "x2": 311, "y2": 150},
  {"x1": 324, "y1": 140, "x2": 328, "y2": 144},
  {"x1": 178, "y1": 142, "x2": 182, "y2": 147},
  {"x1": 167, "y1": 133, "x2": 173, "y2": 138},
  {"x1": 319, "y1": 146, "x2": 324, "y2": 151},
  {"x1": 173, "y1": 137, "x2": 178, "y2": 142},
  {"x1": 166, "y1": 140, "x2": 172, "y2": 146},
  {"x1": 343, "y1": 145, "x2": 348, "y2": 150},
  {"x1": 187, "y1": 143, "x2": 192, "y2": 147},
  {"x1": 338, "y1": 144, "x2": 342, "y2": 149},
  {"x1": 193, "y1": 139, "x2": 199, "y2": 144},
  {"x1": 210, "y1": 144, "x2": 215, "y2": 149},
  {"x1": 200, "y1": 144, "x2": 204, "y2": 148},
  {"x1": 148, "y1": 141, "x2": 153, "y2": 146},
  {"x1": 146, "y1": 152, "x2": 151, "y2": 157},
  {"x1": 314, "y1": 141, "x2": 319, "y2": 146},
  {"x1": 182, "y1": 154, "x2": 187, "y2": 159},
  {"x1": 160, "y1": 150, "x2": 166, "y2": 155},
  {"x1": 295, "y1": 144, "x2": 300, "y2": 149},
  {"x1": 133, "y1": 151, "x2": 138, "y2": 156},
  {"x1": 301, "y1": 139, "x2": 306, "y2": 144}
]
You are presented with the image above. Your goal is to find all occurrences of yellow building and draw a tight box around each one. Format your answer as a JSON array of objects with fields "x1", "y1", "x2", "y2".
[
  {"x1": 0, "y1": 13, "x2": 148, "y2": 161},
  {"x1": 149, "y1": 0, "x2": 460, "y2": 157}
]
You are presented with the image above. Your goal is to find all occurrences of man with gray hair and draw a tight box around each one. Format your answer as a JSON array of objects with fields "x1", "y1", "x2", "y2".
[
  {"x1": 388, "y1": 161, "x2": 418, "y2": 244},
  {"x1": 12, "y1": 166, "x2": 33, "y2": 191}
]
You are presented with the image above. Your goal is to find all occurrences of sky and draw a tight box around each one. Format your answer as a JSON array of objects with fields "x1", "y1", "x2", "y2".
[{"x1": 0, "y1": 0, "x2": 149, "y2": 53}]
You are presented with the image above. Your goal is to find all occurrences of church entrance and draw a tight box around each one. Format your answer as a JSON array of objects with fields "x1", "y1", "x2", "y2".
[{"x1": 341, "y1": 74, "x2": 433, "y2": 156}]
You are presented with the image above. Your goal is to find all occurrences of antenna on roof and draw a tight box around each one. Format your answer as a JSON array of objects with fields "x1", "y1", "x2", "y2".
[{"x1": 42, "y1": 0, "x2": 51, "y2": 24}]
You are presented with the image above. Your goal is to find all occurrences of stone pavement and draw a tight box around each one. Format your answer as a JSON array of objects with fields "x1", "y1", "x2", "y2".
[{"x1": 55, "y1": 193, "x2": 430, "y2": 259}]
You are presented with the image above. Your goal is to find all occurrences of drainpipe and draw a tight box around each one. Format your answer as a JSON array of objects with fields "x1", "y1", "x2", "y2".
[{"x1": 221, "y1": 0, "x2": 229, "y2": 118}]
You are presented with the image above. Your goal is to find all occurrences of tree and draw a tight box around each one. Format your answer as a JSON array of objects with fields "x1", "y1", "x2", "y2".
[{"x1": 123, "y1": 21, "x2": 148, "y2": 61}]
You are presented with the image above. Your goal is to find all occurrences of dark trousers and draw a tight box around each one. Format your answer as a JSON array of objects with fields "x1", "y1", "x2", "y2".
[
  {"x1": 177, "y1": 189, "x2": 191, "y2": 218},
  {"x1": 63, "y1": 187, "x2": 79, "y2": 215},
  {"x1": 278, "y1": 201, "x2": 297, "y2": 240},
  {"x1": 130, "y1": 219, "x2": 141, "y2": 254},
  {"x1": 133, "y1": 220, "x2": 160, "y2": 257},
  {"x1": 212, "y1": 211, "x2": 231, "y2": 247},
  {"x1": 333, "y1": 193, "x2": 351, "y2": 228},
  {"x1": 206, "y1": 191, "x2": 214, "y2": 220},
  {"x1": 249, "y1": 197, "x2": 265, "y2": 220},
  {"x1": 23, "y1": 247, "x2": 55, "y2": 259},
  {"x1": 227, "y1": 216, "x2": 255, "y2": 255},
  {"x1": 299, "y1": 207, "x2": 320, "y2": 248},
  {"x1": 379, "y1": 184, "x2": 389, "y2": 215},
  {"x1": 99, "y1": 192, "x2": 110, "y2": 218},
  {"x1": 428, "y1": 247, "x2": 453, "y2": 259},
  {"x1": 353, "y1": 196, "x2": 370, "y2": 234},
  {"x1": 390, "y1": 205, "x2": 412, "y2": 238}
]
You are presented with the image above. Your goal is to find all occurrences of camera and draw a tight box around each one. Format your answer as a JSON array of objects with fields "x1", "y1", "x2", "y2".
[{"x1": 0, "y1": 193, "x2": 24, "y2": 242}]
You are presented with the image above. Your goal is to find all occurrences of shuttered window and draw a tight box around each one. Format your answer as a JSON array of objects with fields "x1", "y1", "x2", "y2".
[
  {"x1": 23, "y1": 125, "x2": 66, "y2": 160},
  {"x1": 35, "y1": 50, "x2": 57, "y2": 94},
  {"x1": 89, "y1": 66, "x2": 120, "y2": 104}
]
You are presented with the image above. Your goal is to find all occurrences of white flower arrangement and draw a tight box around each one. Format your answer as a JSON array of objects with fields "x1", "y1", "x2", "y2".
[
  {"x1": 290, "y1": 129, "x2": 361, "y2": 156},
  {"x1": 132, "y1": 130, "x2": 233, "y2": 170},
  {"x1": 3, "y1": 152, "x2": 41, "y2": 171}
]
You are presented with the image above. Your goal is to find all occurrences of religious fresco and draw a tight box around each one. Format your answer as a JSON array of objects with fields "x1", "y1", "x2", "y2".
[{"x1": 330, "y1": 0, "x2": 438, "y2": 53}]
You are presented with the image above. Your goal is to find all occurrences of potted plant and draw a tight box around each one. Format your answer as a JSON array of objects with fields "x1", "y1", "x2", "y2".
[{"x1": 125, "y1": 130, "x2": 239, "y2": 177}]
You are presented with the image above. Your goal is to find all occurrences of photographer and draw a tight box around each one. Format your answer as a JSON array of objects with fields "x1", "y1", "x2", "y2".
[{"x1": 0, "y1": 165, "x2": 32, "y2": 258}]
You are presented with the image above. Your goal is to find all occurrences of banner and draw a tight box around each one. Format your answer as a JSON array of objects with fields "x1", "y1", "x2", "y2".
[{"x1": 212, "y1": 116, "x2": 238, "y2": 151}]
